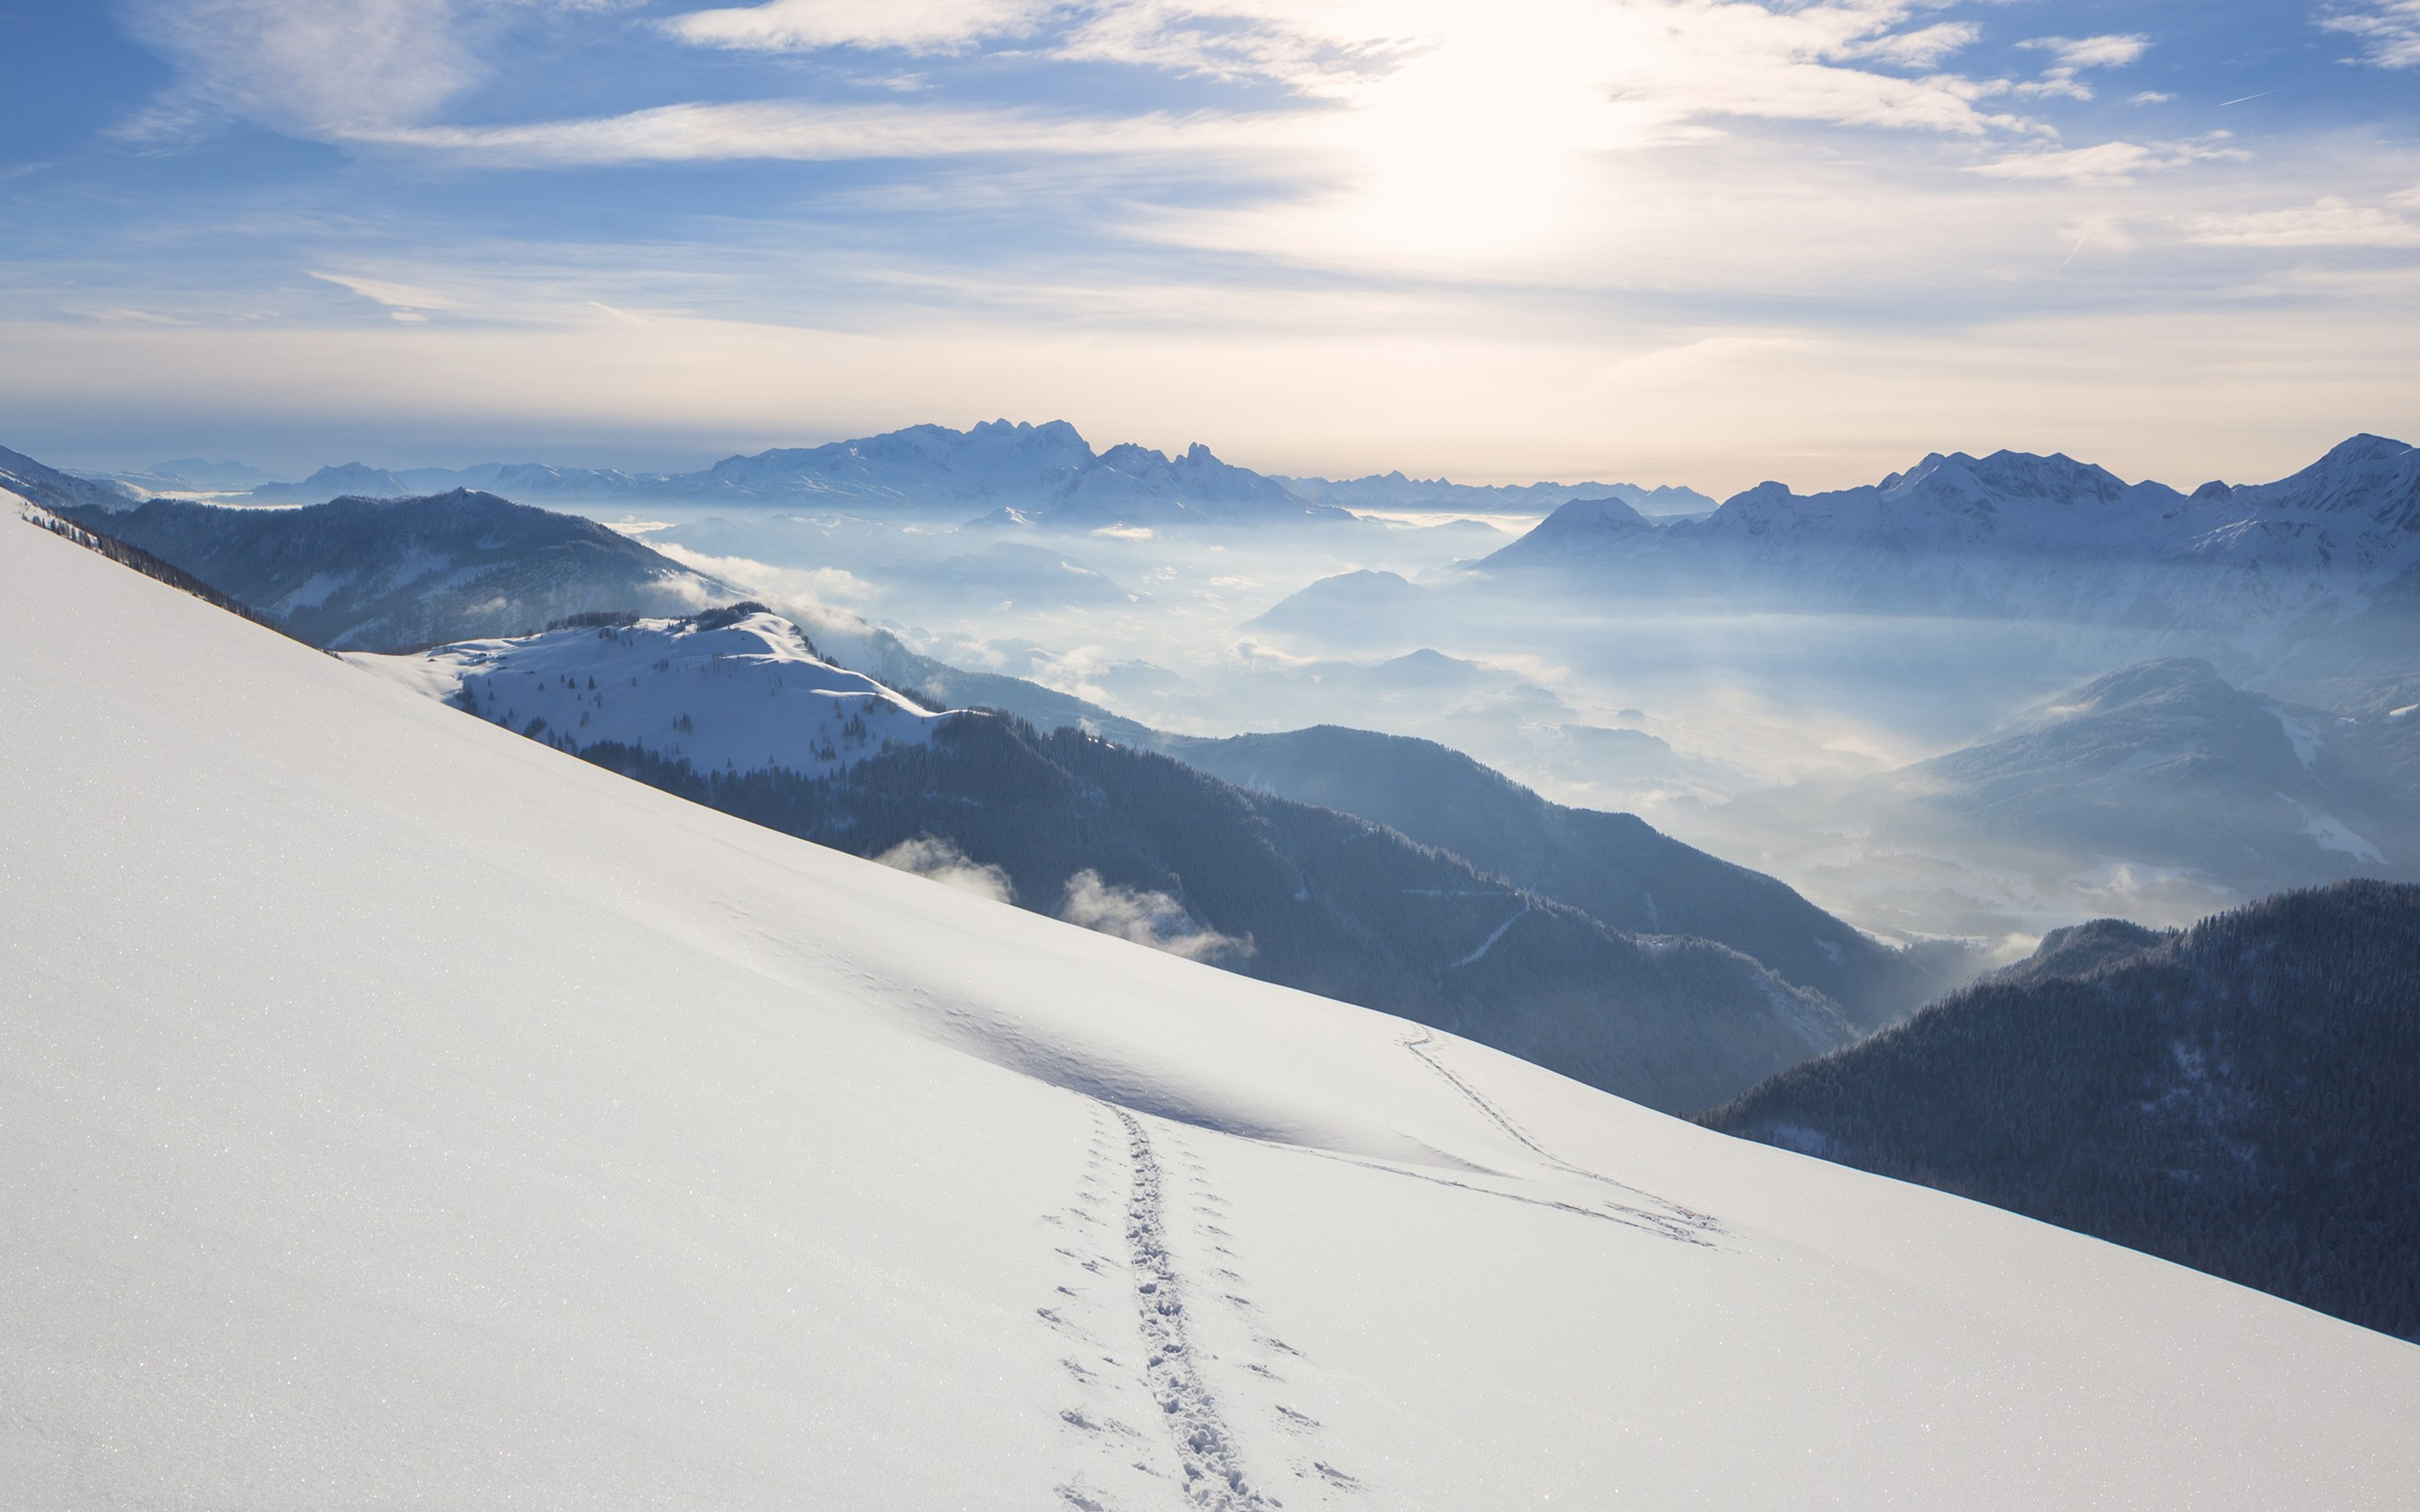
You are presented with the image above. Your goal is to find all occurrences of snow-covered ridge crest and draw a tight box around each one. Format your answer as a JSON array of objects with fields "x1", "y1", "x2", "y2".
[{"x1": 357, "y1": 603, "x2": 960, "y2": 777}]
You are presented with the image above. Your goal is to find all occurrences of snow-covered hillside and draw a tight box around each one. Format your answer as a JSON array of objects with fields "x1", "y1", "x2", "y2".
[
  {"x1": 359, "y1": 606, "x2": 1869, "y2": 1115},
  {"x1": 363, "y1": 605, "x2": 955, "y2": 779},
  {"x1": 6, "y1": 510, "x2": 2417, "y2": 1506}
]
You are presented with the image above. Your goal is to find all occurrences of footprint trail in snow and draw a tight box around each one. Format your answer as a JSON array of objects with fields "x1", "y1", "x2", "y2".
[{"x1": 1049, "y1": 1102, "x2": 1366, "y2": 1511}]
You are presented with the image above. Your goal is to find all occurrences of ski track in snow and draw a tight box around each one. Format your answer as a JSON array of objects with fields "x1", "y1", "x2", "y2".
[
  {"x1": 1399, "y1": 1031, "x2": 1723, "y2": 1246},
  {"x1": 1442, "y1": 900, "x2": 1531, "y2": 971}
]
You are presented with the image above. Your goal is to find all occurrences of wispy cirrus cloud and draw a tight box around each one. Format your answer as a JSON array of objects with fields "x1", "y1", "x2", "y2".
[
  {"x1": 309, "y1": 270, "x2": 469, "y2": 317},
  {"x1": 1971, "y1": 136, "x2": 2244, "y2": 187},
  {"x1": 668, "y1": 0, "x2": 1061, "y2": 54},
  {"x1": 118, "y1": 0, "x2": 484, "y2": 139},
  {"x1": 2182, "y1": 194, "x2": 2420, "y2": 247},
  {"x1": 2011, "y1": 33, "x2": 2148, "y2": 101},
  {"x1": 359, "y1": 99, "x2": 1288, "y2": 166},
  {"x1": 2319, "y1": 0, "x2": 2420, "y2": 67}
]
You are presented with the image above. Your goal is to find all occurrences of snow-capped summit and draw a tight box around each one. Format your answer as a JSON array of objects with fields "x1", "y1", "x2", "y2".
[
  {"x1": 1873, "y1": 449, "x2": 2150, "y2": 513},
  {"x1": 2230, "y1": 433, "x2": 2419, "y2": 528},
  {"x1": 364, "y1": 605, "x2": 957, "y2": 779}
]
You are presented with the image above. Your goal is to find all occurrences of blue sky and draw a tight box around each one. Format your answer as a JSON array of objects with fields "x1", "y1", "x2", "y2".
[{"x1": 2, "y1": 0, "x2": 2416, "y2": 491}]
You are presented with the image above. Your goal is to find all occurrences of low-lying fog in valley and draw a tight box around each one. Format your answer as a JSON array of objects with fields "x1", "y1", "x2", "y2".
[
  {"x1": 95, "y1": 425, "x2": 2419, "y2": 963},
  {"x1": 417, "y1": 443, "x2": 2399, "y2": 958}
]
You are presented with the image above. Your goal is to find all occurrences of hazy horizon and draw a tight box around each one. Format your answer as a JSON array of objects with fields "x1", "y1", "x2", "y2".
[{"x1": 6, "y1": 1, "x2": 2417, "y2": 492}]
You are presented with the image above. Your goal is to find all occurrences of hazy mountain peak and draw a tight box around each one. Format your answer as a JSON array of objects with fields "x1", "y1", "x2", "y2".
[
  {"x1": 1540, "y1": 493, "x2": 1651, "y2": 529},
  {"x1": 2036, "y1": 656, "x2": 2232, "y2": 719},
  {"x1": 1716, "y1": 479, "x2": 1792, "y2": 510},
  {"x1": 298, "y1": 461, "x2": 409, "y2": 495}
]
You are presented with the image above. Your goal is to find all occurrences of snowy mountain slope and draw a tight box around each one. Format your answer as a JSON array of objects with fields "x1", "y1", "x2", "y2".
[
  {"x1": 362, "y1": 605, "x2": 956, "y2": 779},
  {"x1": 8, "y1": 508, "x2": 2420, "y2": 1508},
  {"x1": 367, "y1": 616, "x2": 1860, "y2": 1114},
  {"x1": 56, "y1": 488, "x2": 740, "y2": 651},
  {"x1": 1475, "y1": 435, "x2": 2420, "y2": 682}
]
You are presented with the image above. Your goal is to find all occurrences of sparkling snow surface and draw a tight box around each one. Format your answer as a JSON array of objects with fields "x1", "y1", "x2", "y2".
[
  {"x1": 4, "y1": 514, "x2": 2417, "y2": 1508},
  {"x1": 357, "y1": 610, "x2": 952, "y2": 777}
]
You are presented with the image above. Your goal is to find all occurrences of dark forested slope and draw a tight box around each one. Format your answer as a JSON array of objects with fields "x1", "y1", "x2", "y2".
[
  {"x1": 1701, "y1": 881, "x2": 2420, "y2": 1341},
  {"x1": 1171, "y1": 724, "x2": 1961, "y2": 1027}
]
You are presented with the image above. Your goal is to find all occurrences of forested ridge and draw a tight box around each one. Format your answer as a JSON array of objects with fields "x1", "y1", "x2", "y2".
[{"x1": 1700, "y1": 881, "x2": 2420, "y2": 1341}]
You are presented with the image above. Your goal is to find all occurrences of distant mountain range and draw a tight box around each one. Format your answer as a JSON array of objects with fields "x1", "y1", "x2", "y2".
[
  {"x1": 1471, "y1": 434, "x2": 2420, "y2": 696},
  {"x1": 1276, "y1": 472, "x2": 1717, "y2": 517},
  {"x1": 68, "y1": 420, "x2": 1696, "y2": 532},
  {"x1": 1701, "y1": 880, "x2": 2420, "y2": 1343},
  {"x1": 228, "y1": 422, "x2": 1359, "y2": 530}
]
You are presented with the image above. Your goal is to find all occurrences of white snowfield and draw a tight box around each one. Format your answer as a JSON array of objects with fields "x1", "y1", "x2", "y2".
[
  {"x1": 355, "y1": 609, "x2": 954, "y2": 778},
  {"x1": 4, "y1": 512, "x2": 2417, "y2": 1511}
]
